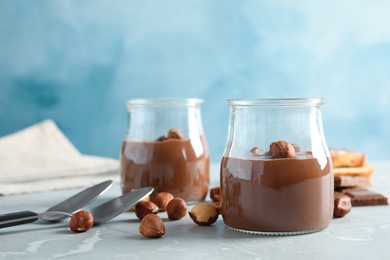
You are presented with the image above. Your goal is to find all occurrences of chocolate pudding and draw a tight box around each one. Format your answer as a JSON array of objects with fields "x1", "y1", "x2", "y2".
[
  {"x1": 120, "y1": 135, "x2": 210, "y2": 202},
  {"x1": 220, "y1": 156, "x2": 333, "y2": 234}
]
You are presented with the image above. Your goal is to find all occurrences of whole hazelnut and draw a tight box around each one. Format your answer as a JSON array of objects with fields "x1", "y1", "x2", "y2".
[
  {"x1": 154, "y1": 192, "x2": 174, "y2": 211},
  {"x1": 167, "y1": 197, "x2": 187, "y2": 220},
  {"x1": 167, "y1": 128, "x2": 184, "y2": 139},
  {"x1": 266, "y1": 140, "x2": 295, "y2": 159},
  {"x1": 209, "y1": 186, "x2": 221, "y2": 202},
  {"x1": 69, "y1": 210, "x2": 94, "y2": 232},
  {"x1": 135, "y1": 200, "x2": 159, "y2": 220},
  {"x1": 189, "y1": 202, "x2": 219, "y2": 226},
  {"x1": 139, "y1": 214, "x2": 166, "y2": 238},
  {"x1": 156, "y1": 135, "x2": 168, "y2": 141},
  {"x1": 213, "y1": 201, "x2": 221, "y2": 214}
]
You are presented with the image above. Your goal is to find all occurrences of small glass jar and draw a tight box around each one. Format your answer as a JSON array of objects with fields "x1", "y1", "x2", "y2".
[
  {"x1": 120, "y1": 98, "x2": 210, "y2": 202},
  {"x1": 220, "y1": 98, "x2": 333, "y2": 235}
]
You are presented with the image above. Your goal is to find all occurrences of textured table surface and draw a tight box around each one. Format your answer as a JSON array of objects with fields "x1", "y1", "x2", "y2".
[{"x1": 1, "y1": 163, "x2": 390, "y2": 260}]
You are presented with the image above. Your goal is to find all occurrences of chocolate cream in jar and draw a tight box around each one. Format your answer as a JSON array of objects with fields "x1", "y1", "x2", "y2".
[
  {"x1": 220, "y1": 98, "x2": 334, "y2": 235},
  {"x1": 120, "y1": 98, "x2": 210, "y2": 202}
]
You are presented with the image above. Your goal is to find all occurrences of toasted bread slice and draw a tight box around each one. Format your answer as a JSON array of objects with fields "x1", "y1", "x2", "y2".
[
  {"x1": 333, "y1": 165, "x2": 374, "y2": 179},
  {"x1": 330, "y1": 148, "x2": 367, "y2": 168}
]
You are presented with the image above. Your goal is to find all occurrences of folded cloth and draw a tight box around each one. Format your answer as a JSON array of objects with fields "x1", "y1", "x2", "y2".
[{"x1": 0, "y1": 119, "x2": 120, "y2": 196}]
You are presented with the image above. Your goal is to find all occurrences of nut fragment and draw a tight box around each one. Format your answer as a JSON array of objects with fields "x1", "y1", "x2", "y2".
[
  {"x1": 266, "y1": 140, "x2": 295, "y2": 159},
  {"x1": 250, "y1": 146, "x2": 261, "y2": 156},
  {"x1": 167, "y1": 197, "x2": 188, "y2": 220},
  {"x1": 69, "y1": 210, "x2": 94, "y2": 232},
  {"x1": 139, "y1": 214, "x2": 166, "y2": 238},
  {"x1": 167, "y1": 128, "x2": 184, "y2": 139},
  {"x1": 189, "y1": 202, "x2": 219, "y2": 226},
  {"x1": 154, "y1": 192, "x2": 174, "y2": 211},
  {"x1": 333, "y1": 192, "x2": 352, "y2": 218},
  {"x1": 209, "y1": 186, "x2": 221, "y2": 202},
  {"x1": 135, "y1": 200, "x2": 159, "y2": 220}
]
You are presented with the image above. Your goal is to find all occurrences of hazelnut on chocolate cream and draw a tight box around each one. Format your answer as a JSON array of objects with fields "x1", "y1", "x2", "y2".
[
  {"x1": 266, "y1": 140, "x2": 295, "y2": 159},
  {"x1": 250, "y1": 146, "x2": 261, "y2": 156},
  {"x1": 167, "y1": 128, "x2": 184, "y2": 139}
]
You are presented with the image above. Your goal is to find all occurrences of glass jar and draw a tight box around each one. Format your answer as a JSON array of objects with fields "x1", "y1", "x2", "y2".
[
  {"x1": 220, "y1": 98, "x2": 333, "y2": 235},
  {"x1": 120, "y1": 98, "x2": 210, "y2": 202}
]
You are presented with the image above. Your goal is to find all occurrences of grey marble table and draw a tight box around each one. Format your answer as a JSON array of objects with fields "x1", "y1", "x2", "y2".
[{"x1": 1, "y1": 163, "x2": 390, "y2": 260}]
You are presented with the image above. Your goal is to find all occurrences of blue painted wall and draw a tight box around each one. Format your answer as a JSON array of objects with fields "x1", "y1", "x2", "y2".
[{"x1": 1, "y1": 1, "x2": 389, "y2": 162}]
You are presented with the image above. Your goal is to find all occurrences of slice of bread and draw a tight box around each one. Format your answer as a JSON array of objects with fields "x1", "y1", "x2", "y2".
[
  {"x1": 331, "y1": 148, "x2": 374, "y2": 189},
  {"x1": 330, "y1": 148, "x2": 367, "y2": 168},
  {"x1": 333, "y1": 165, "x2": 374, "y2": 179}
]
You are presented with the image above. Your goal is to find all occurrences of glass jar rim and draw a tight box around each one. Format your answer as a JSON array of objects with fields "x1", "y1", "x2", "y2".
[
  {"x1": 226, "y1": 98, "x2": 325, "y2": 107},
  {"x1": 126, "y1": 98, "x2": 203, "y2": 107}
]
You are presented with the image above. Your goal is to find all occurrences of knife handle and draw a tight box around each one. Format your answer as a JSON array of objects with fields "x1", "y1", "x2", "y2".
[{"x1": 0, "y1": 211, "x2": 39, "y2": 228}]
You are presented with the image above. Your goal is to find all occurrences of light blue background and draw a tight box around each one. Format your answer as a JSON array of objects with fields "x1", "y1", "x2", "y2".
[{"x1": 1, "y1": 0, "x2": 389, "y2": 162}]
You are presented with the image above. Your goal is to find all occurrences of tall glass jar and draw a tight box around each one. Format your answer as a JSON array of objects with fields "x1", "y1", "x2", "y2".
[
  {"x1": 120, "y1": 98, "x2": 210, "y2": 202},
  {"x1": 220, "y1": 98, "x2": 333, "y2": 235}
]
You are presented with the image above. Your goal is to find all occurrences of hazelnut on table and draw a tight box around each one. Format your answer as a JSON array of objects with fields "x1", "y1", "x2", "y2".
[
  {"x1": 139, "y1": 214, "x2": 166, "y2": 238},
  {"x1": 167, "y1": 197, "x2": 187, "y2": 220},
  {"x1": 209, "y1": 186, "x2": 221, "y2": 202},
  {"x1": 189, "y1": 202, "x2": 219, "y2": 226},
  {"x1": 69, "y1": 210, "x2": 94, "y2": 233},
  {"x1": 135, "y1": 201, "x2": 159, "y2": 220},
  {"x1": 154, "y1": 192, "x2": 174, "y2": 212}
]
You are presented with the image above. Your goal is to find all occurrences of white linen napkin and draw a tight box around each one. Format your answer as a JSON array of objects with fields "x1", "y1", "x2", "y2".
[{"x1": 0, "y1": 119, "x2": 120, "y2": 196}]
